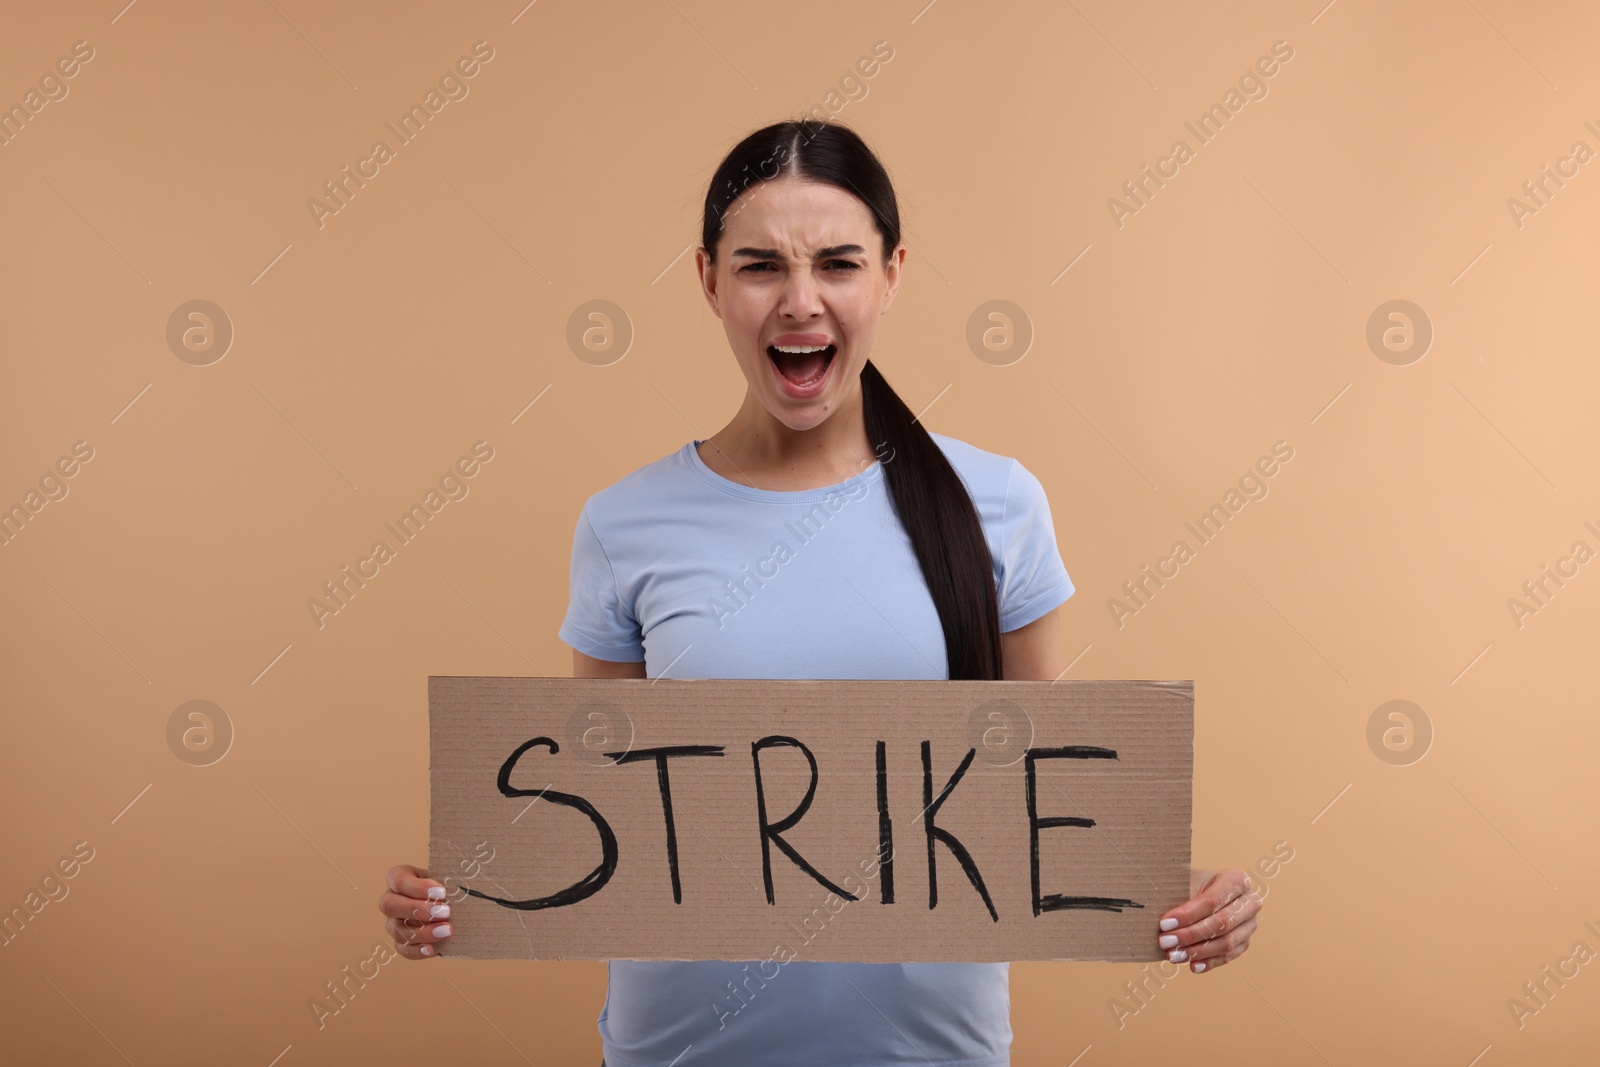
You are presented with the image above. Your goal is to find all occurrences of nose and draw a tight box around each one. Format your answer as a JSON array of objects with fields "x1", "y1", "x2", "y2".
[{"x1": 778, "y1": 268, "x2": 824, "y2": 320}]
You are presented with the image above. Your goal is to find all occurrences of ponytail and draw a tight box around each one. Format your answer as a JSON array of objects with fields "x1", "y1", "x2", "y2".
[
  {"x1": 703, "y1": 120, "x2": 1004, "y2": 680},
  {"x1": 860, "y1": 359, "x2": 1003, "y2": 680}
]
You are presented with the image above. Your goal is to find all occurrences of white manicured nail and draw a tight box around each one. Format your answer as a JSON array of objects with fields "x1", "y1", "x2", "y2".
[
  {"x1": 1168, "y1": 948, "x2": 1187, "y2": 963},
  {"x1": 426, "y1": 885, "x2": 447, "y2": 900},
  {"x1": 1193, "y1": 961, "x2": 1206, "y2": 972},
  {"x1": 420, "y1": 945, "x2": 433, "y2": 956},
  {"x1": 1160, "y1": 917, "x2": 1179, "y2": 931},
  {"x1": 430, "y1": 904, "x2": 450, "y2": 920},
  {"x1": 1159, "y1": 934, "x2": 1178, "y2": 949}
]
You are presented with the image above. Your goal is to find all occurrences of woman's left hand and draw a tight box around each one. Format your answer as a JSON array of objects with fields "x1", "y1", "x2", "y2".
[{"x1": 1156, "y1": 867, "x2": 1263, "y2": 974}]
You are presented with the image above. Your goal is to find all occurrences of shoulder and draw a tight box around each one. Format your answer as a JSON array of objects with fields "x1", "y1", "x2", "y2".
[
  {"x1": 926, "y1": 432, "x2": 1059, "y2": 546},
  {"x1": 927, "y1": 432, "x2": 1033, "y2": 508},
  {"x1": 578, "y1": 442, "x2": 699, "y2": 533}
]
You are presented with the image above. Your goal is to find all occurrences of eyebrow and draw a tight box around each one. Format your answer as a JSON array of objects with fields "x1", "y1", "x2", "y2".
[{"x1": 730, "y1": 244, "x2": 868, "y2": 261}]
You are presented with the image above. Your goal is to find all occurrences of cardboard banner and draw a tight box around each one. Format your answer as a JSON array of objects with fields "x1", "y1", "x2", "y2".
[{"x1": 428, "y1": 677, "x2": 1192, "y2": 963}]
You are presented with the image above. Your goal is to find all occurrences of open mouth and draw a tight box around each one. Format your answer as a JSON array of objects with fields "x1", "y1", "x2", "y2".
[{"x1": 766, "y1": 344, "x2": 836, "y2": 389}]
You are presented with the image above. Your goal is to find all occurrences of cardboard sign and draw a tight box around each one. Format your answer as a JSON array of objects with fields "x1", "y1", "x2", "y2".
[{"x1": 428, "y1": 677, "x2": 1192, "y2": 963}]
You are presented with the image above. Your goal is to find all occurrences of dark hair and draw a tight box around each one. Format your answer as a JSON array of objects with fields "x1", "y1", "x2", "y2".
[{"x1": 700, "y1": 119, "x2": 1002, "y2": 681}]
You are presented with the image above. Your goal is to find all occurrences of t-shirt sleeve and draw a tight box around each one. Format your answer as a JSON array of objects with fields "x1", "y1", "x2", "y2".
[
  {"x1": 996, "y1": 459, "x2": 1075, "y2": 632},
  {"x1": 556, "y1": 504, "x2": 645, "y2": 663}
]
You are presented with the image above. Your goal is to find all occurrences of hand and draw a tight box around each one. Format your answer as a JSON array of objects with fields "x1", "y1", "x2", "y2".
[
  {"x1": 1156, "y1": 867, "x2": 1262, "y2": 974},
  {"x1": 377, "y1": 864, "x2": 453, "y2": 959}
]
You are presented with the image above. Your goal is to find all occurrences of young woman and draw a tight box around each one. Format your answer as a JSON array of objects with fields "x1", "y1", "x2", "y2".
[{"x1": 381, "y1": 119, "x2": 1263, "y2": 1065}]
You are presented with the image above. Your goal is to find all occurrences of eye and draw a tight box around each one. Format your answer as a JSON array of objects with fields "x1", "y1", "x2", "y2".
[
  {"x1": 737, "y1": 262, "x2": 775, "y2": 273},
  {"x1": 826, "y1": 260, "x2": 862, "y2": 271}
]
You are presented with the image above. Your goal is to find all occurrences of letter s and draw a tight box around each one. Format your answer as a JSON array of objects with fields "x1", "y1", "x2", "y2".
[
  {"x1": 72, "y1": 440, "x2": 94, "y2": 463},
  {"x1": 1271, "y1": 39, "x2": 1294, "y2": 63},
  {"x1": 872, "y1": 39, "x2": 895, "y2": 63},
  {"x1": 1271, "y1": 439, "x2": 1294, "y2": 463},
  {"x1": 72, "y1": 40, "x2": 95, "y2": 63},
  {"x1": 462, "y1": 738, "x2": 617, "y2": 910},
  {"x1": 72, "y1": 840, "x2": 95, "y2": 864},
  {"x1": 472, "y1": 40, "x2": 495, "y2": 63},
  {"x1": 472, "y1": 439, "x2": 495, "y2": 463}
]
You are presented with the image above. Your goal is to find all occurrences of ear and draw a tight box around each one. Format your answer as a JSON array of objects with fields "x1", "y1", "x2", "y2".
[
  {"x1": 880, "y1": 243, "x2": 907, "y2": 314},
  {"x1": 695, "y1": 248, "x2": 723, "y2": 320}
]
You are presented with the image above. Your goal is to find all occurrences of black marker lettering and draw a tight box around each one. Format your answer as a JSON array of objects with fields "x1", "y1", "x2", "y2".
[
  {"x1": 464, "y1": 737, "x2": 617, "y2": 911},
  {"x1": 609, "y1": 745, "x2": 724, "y2": 903},
  {"x1": 751, "y1": 736, "x2": 861, "y2": 905},
  {"x1": 921, "y1": 741, "x2": 998, "y2": 922},
  {"x1": 875, "y1": 739, "x2": 895, "y2": 904},
  {"x1": 1024, "y1": 746, "x2": 1145, "y2": 915}
]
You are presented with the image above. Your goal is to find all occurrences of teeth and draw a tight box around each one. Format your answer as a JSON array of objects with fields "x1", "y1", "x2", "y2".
[{"x1": 771, "y1": 344, "x2": 832, "y2": 353}]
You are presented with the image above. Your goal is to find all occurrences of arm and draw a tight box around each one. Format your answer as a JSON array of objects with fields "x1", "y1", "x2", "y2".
[
  {"x1": 998, "y1": 600, "x2": 1262, "y2": 973},
  {"x1": 572, "y1": 648, "x2": 647, "y2": 679},
  {"x1": 1000, "y1": 603, "x2": 1066, "y2": 681}
]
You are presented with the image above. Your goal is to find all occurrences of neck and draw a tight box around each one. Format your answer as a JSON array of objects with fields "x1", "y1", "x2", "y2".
[{"x1": 705, "y1": 377, "x2": 878, "y2": 486}]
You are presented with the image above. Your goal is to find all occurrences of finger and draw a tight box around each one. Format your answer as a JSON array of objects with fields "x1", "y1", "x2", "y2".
[
  {"x1": 1192, "y1": 916, "x2": 1259, "y2": 974},
  {"x1": 378, "y1": 889, "x2": 452, "y2": 924},
  {"x1": 385, "y1": 864, "x2": 447, "y2": 901},
  {"x1": 386, "y1": 915, "x2": 453, "y2": 953},
  {"x1": 1158, "y1": 869, "x2": 1243, "y2": 935},
  {"x1": 392, "y1": 936, "x2": 436, "y2": 960},
  {"x1": 1183, "y1": 913, "x2": 1259, "y2": 966},
  {"x1": 1164, "y1": 883, "x2": 1260, "y2": 947}
]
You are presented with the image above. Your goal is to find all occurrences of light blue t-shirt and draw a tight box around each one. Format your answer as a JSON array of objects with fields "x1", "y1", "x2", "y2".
[{"x1": 558, "y1": 432, "x2": 1075, "y2": 1067}]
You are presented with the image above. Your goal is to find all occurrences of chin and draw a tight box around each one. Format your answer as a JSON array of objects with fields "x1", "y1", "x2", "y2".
[{"x1": 768, "y1": 404, "x2": 830, "y2": 432}]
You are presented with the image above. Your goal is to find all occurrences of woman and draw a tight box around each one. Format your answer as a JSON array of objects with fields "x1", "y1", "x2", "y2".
[{"x1": 381, "y1": 119, "x2": 1263, "y2": 1065}]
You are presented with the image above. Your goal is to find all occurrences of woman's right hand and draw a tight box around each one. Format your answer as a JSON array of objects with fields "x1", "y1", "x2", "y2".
[{"x1": 378, "y1": 864, "x2": 453, "y2": 959}]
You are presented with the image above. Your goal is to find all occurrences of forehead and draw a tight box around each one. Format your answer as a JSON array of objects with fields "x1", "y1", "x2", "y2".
[{"x1": 722, "y1": 177, "x2": 878, "y2": 255}]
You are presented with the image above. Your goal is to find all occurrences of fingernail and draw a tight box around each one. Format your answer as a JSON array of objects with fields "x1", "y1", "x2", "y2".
[
  {"x1": 434, "y1": 923, "x2": 452, "y2": 938},
  {"x1": 1159, "y1": 917, "x2": 1179, "y2": 931},
  {"x1": 427, "y1": 886, "x2": 447, "y2": 900},
  {"x1": 1167, "y1": 948, "x2": 1187, "y2": 963},
  {"x1": 1193, "y1": 961, "x2": 1206, "y2": 972},
  {"x1": 1158, "y1": 934, "x2": 1178, "y2": 949},
  {"x1": 430, "y1": 904, "x2": 451, "y2": 920},
  {"x1": 420, "y1": 945, "x2": 433, "y2": 956}
]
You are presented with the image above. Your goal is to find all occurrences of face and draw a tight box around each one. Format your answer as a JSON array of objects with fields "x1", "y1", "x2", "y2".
[{"x1": 696, "y1": 175, "x2": 905, "y2": 433}]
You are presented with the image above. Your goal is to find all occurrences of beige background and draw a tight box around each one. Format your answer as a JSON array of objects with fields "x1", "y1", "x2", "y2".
[{"x1": 2, "y1": 1, "x2": 1597, "y2": 1064}]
